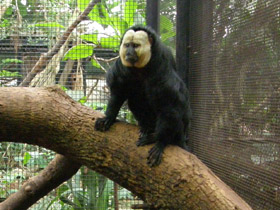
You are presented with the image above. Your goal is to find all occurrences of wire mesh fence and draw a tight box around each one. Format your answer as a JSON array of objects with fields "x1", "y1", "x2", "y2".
[
  {"x1": 0, "y1": 0, "x2": 158, "y2": 209},
  {"x1": 190, "y1": 1, "x2": 280, "y2": 209}
]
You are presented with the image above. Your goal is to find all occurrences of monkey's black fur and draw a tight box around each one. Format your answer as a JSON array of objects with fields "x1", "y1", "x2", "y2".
[{"x1": 95, "y1": 25, "x2": 191, "y2": 167}]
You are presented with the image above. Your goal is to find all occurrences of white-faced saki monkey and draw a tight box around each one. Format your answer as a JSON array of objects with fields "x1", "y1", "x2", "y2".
[{"x1": 95, "y1": 25, "x2": 191, "y2": 167}]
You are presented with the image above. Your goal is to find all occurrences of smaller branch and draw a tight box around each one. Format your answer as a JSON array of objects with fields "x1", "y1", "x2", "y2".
[
  {"x1": 86, "y1": 79, "x2": 99, "y2": 101},
  {"x1": 114, "y1": 183, "x2": 119, "y2": 210},
  {"x1": 92, "y1": 55, "x2": 108, "y2": 72},
  {"x1": 0, "y1": 154, "x2": 81, "y2": 210},
  {"x1": 19, "y1": 0, "x2": 101, "y2": 87},
  {"x1": 95, "y1": 55, "x2": 119, "y2": 63}
]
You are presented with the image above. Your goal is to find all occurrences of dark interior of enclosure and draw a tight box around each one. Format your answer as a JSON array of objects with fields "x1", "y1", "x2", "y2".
[
  {"x1": 0, "y1": 0, "x2": 279, "y2": 209},
  {"x1": 189, "y1": 1, "x2": 280, "y2": 209}
]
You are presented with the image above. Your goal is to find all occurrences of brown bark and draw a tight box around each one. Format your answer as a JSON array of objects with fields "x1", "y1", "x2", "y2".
[
  {"x1": 0, "y1": 154, "x2": 80, "y2": 210},
  {"x1": 0, "y1": 87, "x2": 252, "y2": 210}
]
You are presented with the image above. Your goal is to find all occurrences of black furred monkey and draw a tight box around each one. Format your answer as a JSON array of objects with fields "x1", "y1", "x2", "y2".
[{"x1": 95, "y1": 25, "x2": 191, "y2": 167}]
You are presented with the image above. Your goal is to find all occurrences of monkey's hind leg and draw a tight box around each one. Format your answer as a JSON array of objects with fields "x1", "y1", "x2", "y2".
[
  {"x1": 136, "y1": 128, "x2": 156, "y2": 147},
  {"x1": 147, "y1": 142, "x2": 166, "y2": 167}
]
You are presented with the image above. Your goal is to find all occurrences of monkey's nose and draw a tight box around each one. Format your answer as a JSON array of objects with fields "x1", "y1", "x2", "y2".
[{"x1": 125, "y1": 55, "x2": 138, "y2": 64}]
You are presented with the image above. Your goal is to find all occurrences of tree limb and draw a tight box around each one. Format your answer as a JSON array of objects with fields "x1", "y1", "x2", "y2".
[
  {"x1": 0, "y1": 154, "x2": 81, "y2": 210},
  {"x1": 0, "y1": 87, "x2": 252, "y2": 210}
]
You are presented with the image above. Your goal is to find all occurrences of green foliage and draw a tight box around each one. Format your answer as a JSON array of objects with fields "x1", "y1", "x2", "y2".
[
  {"x1": 80, "y1": 34, "x2": 99, "y2": 44},
  {"x1": 0, "y1": 70, "x2": 21, "y2": 78},
  {"x1": 91, "y1": 59, "x2": 101, "y2": 68},
  {"x1": 78, "y1": 96, "x2": 88, "y2": 104},
  {"x1": 43, "y1": 168, "x2": 113, "y2": 210},
  {"x1": 0, "y1": 59, "x2": 23, "y2": 85},
  {"x1": 23, "y1": 152, "x2": 32, "y2": 166},
  {"x1": 124, "y1": 0, "x2": 138, "y2": 27},
  {"x1": 110, "y1": 16, "x2": 128, "y2": 35},
  {"x1": 100, "y1": 36, "x2": 119, "y2": 48},
  {"x1": 35, "y1": 22, "x2": 65, "y2": 28},
  {"x1": 75, "y1": 0, "x2": 145, "y2": 69},
  {"x1": 0, "y1": 19, "x2": 10, "y2": 28},
  {"x1": 160, "y1": 16, "x2": 176, "y2": 42},
  {"x1": 64, "y1": 44, "x2": 94, "y2": 60}
]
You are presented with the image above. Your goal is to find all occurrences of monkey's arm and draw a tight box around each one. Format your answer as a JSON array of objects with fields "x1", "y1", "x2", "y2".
[
  {"x1": 95, "y1": 65, "x2": 127, "y2": 131},
  {"x1": 147, "y1": 74, "x2": 186, "y2": 167},
  {"x1": 95, "y1": 93, "x2": 126, "y2": 131}
]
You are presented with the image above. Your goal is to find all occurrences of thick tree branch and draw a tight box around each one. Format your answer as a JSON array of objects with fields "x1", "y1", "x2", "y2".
[
  {"x1": 0, "y1": 154, "x2": 81, "y2": 210},
  {"x1": 0, "y1": 87, "x2": 252, "y2": 210},
  {"x1": 19, "y1": 0, "x2": 101, "y2": 87}
]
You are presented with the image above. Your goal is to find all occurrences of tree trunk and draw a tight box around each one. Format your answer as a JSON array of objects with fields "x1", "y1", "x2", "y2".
[{"x1": 0, "y1": 87, "x2": 252, "y2": 210}]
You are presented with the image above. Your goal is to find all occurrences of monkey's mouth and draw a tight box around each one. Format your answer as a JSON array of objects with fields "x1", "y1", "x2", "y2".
[{"x1": 125, "y1": 56, "x2": 138, "y2": 65}]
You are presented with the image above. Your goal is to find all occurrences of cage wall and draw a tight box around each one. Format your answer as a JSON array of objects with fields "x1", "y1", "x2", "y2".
[{"x1": 189, "y1": 1, "x2": 280, "y2": 209}]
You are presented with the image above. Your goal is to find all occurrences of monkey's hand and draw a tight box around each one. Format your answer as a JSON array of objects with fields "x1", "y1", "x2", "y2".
[
  {"x1": 147, "y1": 142, "x2": 164, "y2": 167},
  {"x1": 94, "y1": 117, "x2": 115, "y2": 131},
  {"x1": 136, "y1": 132, "x2": 156, "y2": 147}
]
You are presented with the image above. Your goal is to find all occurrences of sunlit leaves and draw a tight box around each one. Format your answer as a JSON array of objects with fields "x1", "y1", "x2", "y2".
[
  {"x1": 124, "y1": 0, "x2": 137, "y2": 27},
  {"x1": 100, "y1": 36, "x2": 119, "y2": 49},
  {"x1": 35, "y1": 22, "x2": 65, "y2": 28},
  {"x1": 80, "y1": 34, "x2": 98, "y2": 44},
  {"x1": 160, "y1": 16, "x2": 176, "y2": 42},
  {"x1": 64, "y1": 44, "x2": 94, "y2": 60},
  {"x1": 91, "y1": 59, "x2": 101, "y2": 68},
  {"x1": 0, "y1": 70, "x2": 21, "y2": 77}
]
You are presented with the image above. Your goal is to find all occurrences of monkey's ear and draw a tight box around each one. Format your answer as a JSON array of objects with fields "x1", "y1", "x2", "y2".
[{"x1": 148, "y1": 35, "x2": 153, "y2": 45}]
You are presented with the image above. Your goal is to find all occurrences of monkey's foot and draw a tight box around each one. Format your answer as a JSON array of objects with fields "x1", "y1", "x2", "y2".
[
  {"x1": 136, "y1": 132, "x2": 156, "y2": 147},
  {"x1": 147, "y1": 143, "x2": 164, "y2": 167},
  {"x1": 94, "y1": 117, "x2": 114, "y2": 131}
]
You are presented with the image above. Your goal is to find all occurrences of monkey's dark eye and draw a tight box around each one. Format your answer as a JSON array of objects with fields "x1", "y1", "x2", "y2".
[
  {"x1": 124, "y1": 43, "x2": 130, "y2": 48},
  {"x1": 133, "y1": 43, "x2": 140, "y2": 48}
]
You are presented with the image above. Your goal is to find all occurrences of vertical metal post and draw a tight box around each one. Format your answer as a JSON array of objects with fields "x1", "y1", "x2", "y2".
[
  {"x1": 146, "y1": 0, "x2": 159, "y2": 33},
  {"x1": 176, "y1": 0, "x2": 190, "y2": 86}
]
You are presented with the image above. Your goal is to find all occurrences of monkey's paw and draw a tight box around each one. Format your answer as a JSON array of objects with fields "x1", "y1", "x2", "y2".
[
  {"x1": 136, "y1": 132, "x2": 156, "y2": 147},
  {"x1": 94, "y1": 117, "x2": 114, "y2": 131},
  {"x1": 147, "y1": 143, "x2": 164, "y2": 167}
]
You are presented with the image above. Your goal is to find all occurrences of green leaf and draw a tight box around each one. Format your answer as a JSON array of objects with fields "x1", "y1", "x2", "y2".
[
  {"x1": 88, "y1": 3, "x2": 111, "y2": 25},
  {"x1": 0, "y1": 19, "x2": 10, "y2": 27},
  {"x1": 160, "y1": 16, "x2": 174, "y2": 32},
  {"x1": 0, "y1": 70, "x2": 21, "y2": 77},
  {"x1": 60, "y1": 86, "x2": 68, "y2": 91},
  {"x1": 23, "y1": 152, "x2": 31, "y2": 165},
  {"x1": 77, "y1": 0, "x2": 90, "y2": 12},
  {"x1": 64, "y1": 44, "x2": 94, "y2": 60},
  {"x1": 161, "y1": 31, "x2": 176, "y2": 42},
  {"x1": 35, "y1": 22, "x2": 65, "y2": 28},
  {"x1": 2, "y1": 58, "x2": 23, "y2": 64},
  {"x1": 100, "y1": 36, "x2": 119, "y2": 49},
  {"x1": 111, "y1": 16, "x2": 127, "y2": 35},
  {"x1": 18, "y1": 1, "x2": 28, "y2": 17},
  {"x1": 57, "y1": 184, "x2": 69, "y2": 197},
  {"x1": 91, "y1": 58, "x2": 101, "y2": 69},
  {"x1": 80, "y1": 34, "x2": 99, "y2": 44},
  {"x1": 5, "y1": 7, "x2": 13, "y2": 16},
  {"x1": 79, "y1": 96, "x2": 87, "y2": 104},
  {"x1": 124, "y1": 0, "x2": 137, "y2": 27},
  {"x1": 160, "y1": 16, "x2": 176, "y2": 41},
  {"x1": 108, "y1": 1, "x2": 120, "y2": 11}
]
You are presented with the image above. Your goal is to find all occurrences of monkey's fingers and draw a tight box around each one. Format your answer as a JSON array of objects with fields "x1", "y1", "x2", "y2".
[
  {"x1": 147, "y1": 145, "x2": 163, "y2": 167},
  {"x1": 136, "y1": 133, "x2": 156, "y2": 147},
  {"x1": 94, "y1": 117, "x2": 113, "y2": 131}
]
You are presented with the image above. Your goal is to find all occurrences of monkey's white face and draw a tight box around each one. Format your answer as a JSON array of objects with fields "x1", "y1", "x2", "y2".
[{"x1": 120, "y1": 30, "x2": 152, "y2": 68}]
